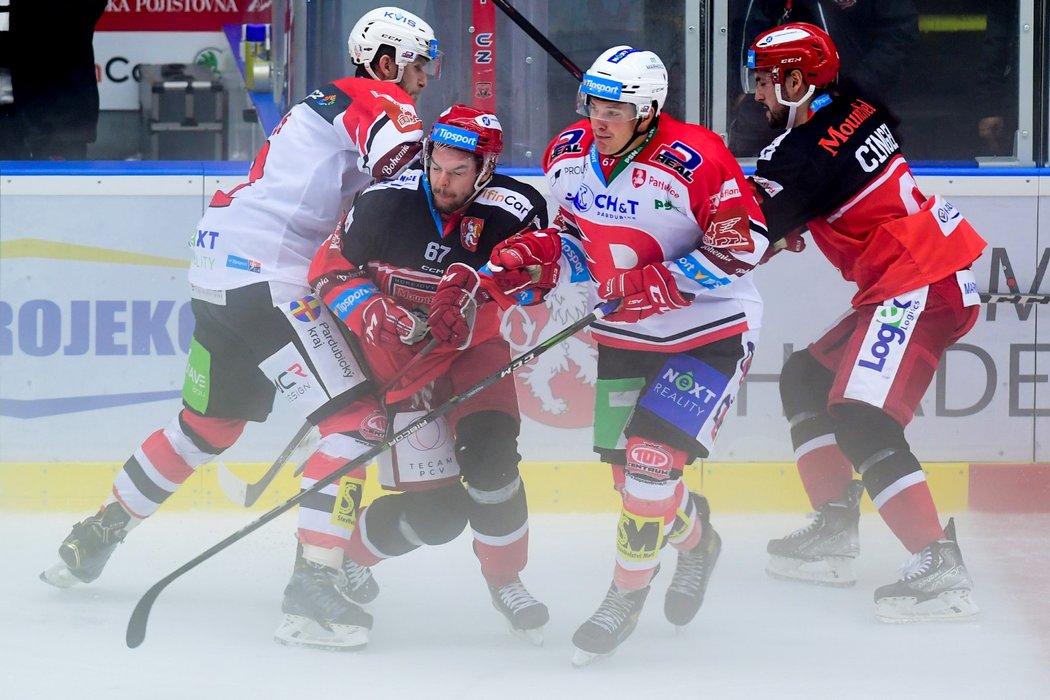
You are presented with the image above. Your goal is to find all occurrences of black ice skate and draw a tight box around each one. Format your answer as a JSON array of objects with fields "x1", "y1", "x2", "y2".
[
  {"x1": 766, "y1": 480, "x2": 864, "y2": 586},
  {"x1": 874, "y1": 518, "x2": 979, "y2": 623},
  {"x1": 342, "y1": 556, "x2": 380, "y2": 606},
  {"x1": 40, "y1": 502, "x2": 132, "y2": 588},
  {"x1": 664, "y1": 493, "x2": 722, "y2": 628},
  {"x1": 274, "y1": 560, "x2": 373, "y2": 651},
  {"x1": 571, "y1": 582, "x2": 651, "y2": 667},
  {"x1": 488, "y1": 577, "x2": 550, "y2": 646}
]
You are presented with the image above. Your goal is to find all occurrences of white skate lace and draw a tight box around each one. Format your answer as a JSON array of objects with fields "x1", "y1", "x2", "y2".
[
  {"x1": 589, "y1": 590, "x2": 635, "y2": 632},
  {"x1": 785, "y1": 511, "x2": 824, "y2": 539},
  {"x1": 496, "y1": 580, "x2": 539, "y2": 613},
  {"x1": 342, "y1": 559, "x2": 374, "y2": 592},
  {"x1": 896, "y1": 548, "x2": 934, "y2": 582},
  {"x1": 668, "y1": 546, "x2": 707, "y2": 594}
]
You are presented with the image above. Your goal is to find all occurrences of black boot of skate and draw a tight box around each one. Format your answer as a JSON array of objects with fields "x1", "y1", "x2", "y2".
[
  {"x1": 766, "y1": 480, "x2": 864, "y2": 586},
  {"x1": 571, "y1": 582, "x2": 651, "y2": 667},
  {"x1": 293, "y1": 541, "x2": 379, "y2": 606},
  {"x1": 40, "y1": 502, "x2": 132, "y2": 587},
  {"x1": 664, "y1": 493, "x2": 722, "y2": 628},
  {"x1": 874, "y1": 518, "x2": 979, "y2": 623},
  {"x1": 342, "y1": 556, "x2": 380, "y2": 606},
  {"x1": 275, "y1": 560, "x2": 374, "y2": 651},
  {"x1": 489, "y1": 577, "x2": 550, "y2": 646}
]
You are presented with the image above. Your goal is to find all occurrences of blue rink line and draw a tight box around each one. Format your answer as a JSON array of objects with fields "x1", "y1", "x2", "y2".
[{"x1": 2, "y1": 162, "x2": 1048, "y2": 178}]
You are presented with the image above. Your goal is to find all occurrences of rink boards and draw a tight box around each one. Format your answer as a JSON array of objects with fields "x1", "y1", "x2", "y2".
[{"x1": 1, "y1": 164, "x2": 1048, "y2": 512}]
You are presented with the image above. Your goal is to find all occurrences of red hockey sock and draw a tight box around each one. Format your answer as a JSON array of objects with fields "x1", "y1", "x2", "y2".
[
  {"x1": 875, "y1": 480, "x2": 945, "y2": 553},
  {"x1": 797, "y1": 441, "x2": 855, "y2": 509}
]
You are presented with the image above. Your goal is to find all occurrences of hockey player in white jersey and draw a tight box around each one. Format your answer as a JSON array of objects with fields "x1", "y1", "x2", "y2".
[
  {"x1": 477, "y1": 46, "x2": 770, "y2": 665},
  {"x1": 42, "y1": 7, "x2": 439, "y2": 651}
]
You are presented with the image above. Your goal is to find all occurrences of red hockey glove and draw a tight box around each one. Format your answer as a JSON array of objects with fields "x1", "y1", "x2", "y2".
[
  {"x1": 759, "y1": 228, "x2": 806, "y2": 264},
  {"x1": 361, "y1": 296, "x2": 429, "y2": 351},
  {"x1": 428, "y1": 263, "x2": 483, "y2": 349},
  {"x1": 487, "y1": 228, "x2": 562, "y2": 306},
  {"x1": 598, "y1": 263, "x2": 691, "y2": 323}
]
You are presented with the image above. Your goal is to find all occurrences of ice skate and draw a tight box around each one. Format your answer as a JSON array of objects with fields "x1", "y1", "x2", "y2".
[
  {"x1": 295, "y1": 541, "x2": 379, "y2": 606},
  {"x1": 40, "y1": 502, "x2": 132, "y2": 587},
  {"x1": 275, "y1": 560, "x2": 373, "y2": 651},
  {"x1": 665, "y1": 493, "x2": 722, "y2": 628},
  {"x1": 874, "y1": 518, "x2": 979, "y2": 623},
  {"x1": 489, "y1": 577, "x2": 549, "y2": 646},
  {"x1": 571, "y1": 582, "x2": 651, "y2": 667},
  {"x1": 766, "y1": 480, "x2": 863, "y2": 586},
  {"x1": 341, "y1": 556, "x2": 380, "y2": 606}
]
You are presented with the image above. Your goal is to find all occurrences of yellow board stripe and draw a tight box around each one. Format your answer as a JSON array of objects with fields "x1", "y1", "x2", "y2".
[
  {"x1": 0, "y1": 238, "x2": 187, "y2": 268},
  {"x1": 0, "y1": 461, "x2": 970, "y2": 513}
]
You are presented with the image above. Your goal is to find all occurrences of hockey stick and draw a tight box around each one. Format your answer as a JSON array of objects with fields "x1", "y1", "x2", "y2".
[
  {"x1": 979, "y1": 291, "x2": 1050, "y2": 305},
  {"x1": 491, "y1": 0, "x2": 1050, "y2": 309},
  {"x1": 215, "y1": 337, "x2": 440, "y2": 507},
  {"x1": 126, "y1": 300, "x2": 616, "y2": 648},
  {"x1": 490, "y1": 0, "x2": 583, "y2": 80}
]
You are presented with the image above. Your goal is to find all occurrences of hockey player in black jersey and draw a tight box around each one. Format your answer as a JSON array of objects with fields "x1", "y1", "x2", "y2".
[{"x1": 291, "y1": 104, "x2": 552, "y2": 649}]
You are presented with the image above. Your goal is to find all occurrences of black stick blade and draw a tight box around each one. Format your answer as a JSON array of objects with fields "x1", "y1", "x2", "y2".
[{"x1": 126, "y1": 576, "x2": 169, "y2": 648}]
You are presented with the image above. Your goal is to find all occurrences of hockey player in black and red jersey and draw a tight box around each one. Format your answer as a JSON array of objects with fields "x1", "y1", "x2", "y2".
[
  {"x1": 745, "y1": 23, "x2": 985, "y2": 622},
  {"x1": 42, "y1": 7, "x2": 439, "y2": 642},
  {"x1": 458, "y1": 46, "x2": 770, "y2": 665},
  {"x1": 303, "y1": 104, "x2": 551, "y2": 648}
]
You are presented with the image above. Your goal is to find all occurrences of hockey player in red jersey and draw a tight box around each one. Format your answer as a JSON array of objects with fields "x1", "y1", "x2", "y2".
[
  {"x1": 746, "y1": 23, "x2": 985, "y2": 622},
  {"x1": 43, "y1": 7, "x2": 439, "y2": 646},
  {"x1": 472, "y1": 46, "x2": 769, "y2": 665},
  {"x1": 301, "y1": 104, "x2": 551, "y2": 649}
]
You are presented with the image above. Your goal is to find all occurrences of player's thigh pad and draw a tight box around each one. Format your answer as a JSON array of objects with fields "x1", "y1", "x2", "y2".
[
  {"x1": 266, "y1": 292, "x2": 372, "y2": 418},
  {"x1": 827, "y1": 282, "x2": 967, "y2": 427},
  {"x1": 779, "y1": 349, "x2": 835, "y2": 419},
  {"x1": 630, "y1": 332, "x2": 756, "y2": 459}
]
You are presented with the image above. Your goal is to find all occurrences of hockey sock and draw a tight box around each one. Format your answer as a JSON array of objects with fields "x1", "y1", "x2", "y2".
[
  {"x1": 112, "y1": 409, "x2": 244, "y2": 518},
  {"x1": 467, "y1": 477, "x2": 529, "y2": 587},
  {"x1": 667, "y1": 481, "x2": 702, "y2": 552},
  {"x1": 613, "y1": 436, "x2": 688, "y2": 591},
  {"x1": 790, "y1": 410, "x2": 854, "y2": 509},
  {"x1": 297, "y1": 404, "x2": 382, "y2": 552},
  {"x1": 863, "y1": 454, "x2": 944, "y2": 553}
]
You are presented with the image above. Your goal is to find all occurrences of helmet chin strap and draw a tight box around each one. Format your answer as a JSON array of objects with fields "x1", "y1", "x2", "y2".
[
  {"x1": 363, "y1": 60, "x2": 405, "y2": 84},
  {"x1": 608, "y1": 115, "x2": 658, "y2": 158},
  {"x1": 774, "y1": 83, "x2": 815, "y2": 127}
]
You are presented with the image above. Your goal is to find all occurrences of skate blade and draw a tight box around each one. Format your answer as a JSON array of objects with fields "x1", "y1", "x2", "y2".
[
  {"x1": 571, "y1": 647, "x2": 616, "y2": 668},
  {"x1": 507, "y1": 623, "x2": 544, "y2": 647},
  {"x1": 40, "y1": 563, "x2": 83, "y2": 589},
  {"x1": 876, "y1": 589, "x2": 980, "y2": 623},
  {"x1": 273, "y1": 614, "x2": 369, "y2": 651},
  {"x1": 766, "y1": 555, "x2": 857, "y2": 587}
]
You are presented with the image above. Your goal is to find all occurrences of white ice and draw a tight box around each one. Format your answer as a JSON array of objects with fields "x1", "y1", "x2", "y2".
[{"x1": 4, "y1": 511, "x2": 1049, "y2": 700}]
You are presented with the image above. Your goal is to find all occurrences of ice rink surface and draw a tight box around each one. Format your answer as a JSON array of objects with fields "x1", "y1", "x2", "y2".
[{"x1": 4, "y1": 510, "x2": 1049, "y2": 700}]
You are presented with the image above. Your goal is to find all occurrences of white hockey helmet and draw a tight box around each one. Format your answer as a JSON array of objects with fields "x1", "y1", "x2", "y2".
[
  {"x1": 577, "y1": 46, "x2": 668, "y2": 121},
  {"x1": 348, "y1": 7, "x2": 441, "y2": 81}
]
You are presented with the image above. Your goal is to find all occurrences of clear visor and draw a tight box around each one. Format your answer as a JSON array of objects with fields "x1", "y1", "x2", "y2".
[
  {"x1": 575, "y1": 92, "x2": 641, "y2": 122},
  {"x1": 403, "y1": 51, "x2": 442, "y2": 78},
  {"x1": 742, "y1": 49, "x2": 759, "y2": 94}
]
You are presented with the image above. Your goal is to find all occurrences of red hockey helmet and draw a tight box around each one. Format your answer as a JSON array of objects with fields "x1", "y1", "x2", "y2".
[
  {"x1": 424, "y1": 104, "x2": 504, "y2": 194},
  {"x1": 747, "y1": 22, "x2": 840, "y2": 88}
]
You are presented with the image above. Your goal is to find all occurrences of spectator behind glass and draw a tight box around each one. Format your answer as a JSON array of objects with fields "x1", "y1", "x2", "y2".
[
  {"x1": 974, "y1": 1, "x2": 1019, "y2": 157},
  {"x1": 0, "y1": 0, "x2": 107, "y2": 160},
  {"x1": 728, "y1": 0, "x2": 919, "y2": 157}
]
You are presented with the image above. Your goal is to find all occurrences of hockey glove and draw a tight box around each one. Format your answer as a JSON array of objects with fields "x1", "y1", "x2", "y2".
[
  {"x1": 598, "y1": 263, "x2": 691, "y2": 323},
  {"x1": 759, "y1": 228, "x2": 806, "y2": 265},
  {"x1": 361, "y1": 295, "x2": 429, "y2": 351},
  {"x1": 487, "y1": 227, "x2": 562, "y2": 306},
  {"x1": 428, "y1": 262, "x2": 483, "y2": 350}
]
